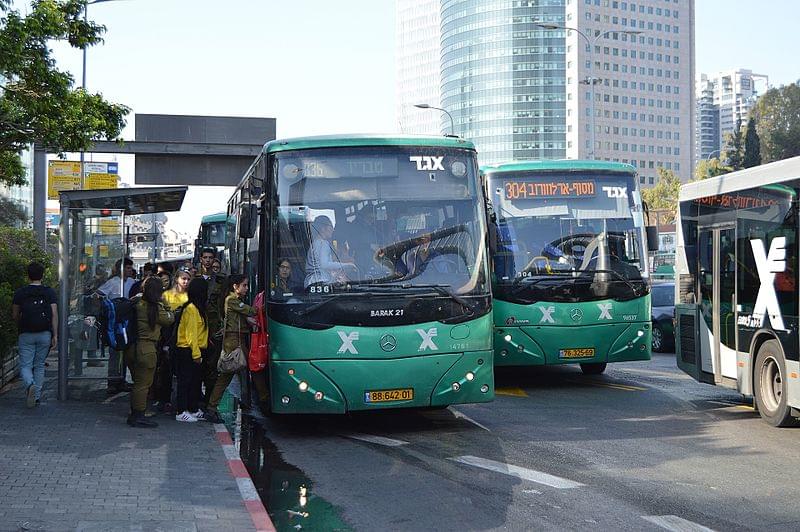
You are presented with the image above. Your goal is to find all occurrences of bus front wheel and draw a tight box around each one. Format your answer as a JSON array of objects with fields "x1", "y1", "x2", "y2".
[
  {"x1": 580, "y1": 362, "x2": 607, "y2": 375},
  {"x1": 754, "y1": 340, "x2": 797, "y2": 427}
]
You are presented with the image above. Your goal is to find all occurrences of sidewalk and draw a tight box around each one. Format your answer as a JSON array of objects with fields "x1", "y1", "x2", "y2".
[{"x1": 0, "y1": 359, "x2": 255, "y2": 532}]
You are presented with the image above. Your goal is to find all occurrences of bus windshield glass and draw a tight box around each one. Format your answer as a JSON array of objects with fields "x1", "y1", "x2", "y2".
[
  {"x1": 488, "y1": 171, "x2": 647, "y2": 303},
  {"x1": 202, "y1": 222, "x2": 226, "y2": 247},
  {"x1": 270, "y1": 146, "x2": 488, "y2": 309}
]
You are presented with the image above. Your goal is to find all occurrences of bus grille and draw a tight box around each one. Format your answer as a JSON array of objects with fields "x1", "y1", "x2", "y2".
[{"x1": 679, "y1": 314, "x2": 697, "y2": 365}]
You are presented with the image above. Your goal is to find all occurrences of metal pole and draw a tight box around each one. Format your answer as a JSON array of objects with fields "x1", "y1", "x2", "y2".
[
  {"x1": 80, "y1": 4, "x2": 87, "y2": 189},
  {"x1": 32, "y1": 145, "x2": 47, "y2": 246},
  {"x1": 589, "y1": 79, "x2": 596, "y2": 160},
  {"x1": 57, "y1": 198, "x2": 70, "y2": 401}
]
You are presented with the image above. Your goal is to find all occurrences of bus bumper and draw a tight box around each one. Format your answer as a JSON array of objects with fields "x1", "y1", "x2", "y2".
[
  {"x1": 494, "y1": 322, "x2": 651, "y2": 366},
  {"x1": 270, "y1": 350, "x2": 494, "y2": 414}
]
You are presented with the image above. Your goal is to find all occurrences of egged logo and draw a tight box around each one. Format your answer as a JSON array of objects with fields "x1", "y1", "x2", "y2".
[{"x1": 739, "y1": 237, "x2": 788, "y2": 331}]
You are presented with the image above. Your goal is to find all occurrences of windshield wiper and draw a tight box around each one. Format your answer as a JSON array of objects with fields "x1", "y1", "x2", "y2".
[{"x1": 579, "y1": 268, "x2": 643, "y2": 296}]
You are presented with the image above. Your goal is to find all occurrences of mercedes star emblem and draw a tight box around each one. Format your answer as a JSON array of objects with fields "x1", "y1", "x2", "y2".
[
  {"x1": 570, "y1": 308, "x2": 584, "y2": 322},
  {"x1": 379, "y1": 334, "x2": 397, "y2": 352}
]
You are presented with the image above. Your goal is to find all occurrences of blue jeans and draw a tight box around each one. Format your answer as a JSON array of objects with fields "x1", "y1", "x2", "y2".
[{"x1": 18, "y1": 331, "x2": 51, "y2": 400}]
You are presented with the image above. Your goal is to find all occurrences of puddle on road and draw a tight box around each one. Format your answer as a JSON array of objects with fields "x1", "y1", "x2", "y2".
[{"x1": 236, "y1": 414, "x2": 352, "y2": 531}]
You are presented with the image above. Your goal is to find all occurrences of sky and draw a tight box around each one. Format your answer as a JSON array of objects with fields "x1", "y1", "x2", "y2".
[{"x1": 38, "y1": 0, "x2": 800, "y2": 236}]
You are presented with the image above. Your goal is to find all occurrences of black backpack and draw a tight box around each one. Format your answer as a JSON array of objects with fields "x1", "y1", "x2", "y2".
[
  {"x1": 19, "y1": 286, "x2": 51, "y2": 333},
  {"x1": 164, "y1": 302, "x2": 190, "y2": 354},
  {"x1": 101, "y1": 296, "x2": 139, "y2": 350}
]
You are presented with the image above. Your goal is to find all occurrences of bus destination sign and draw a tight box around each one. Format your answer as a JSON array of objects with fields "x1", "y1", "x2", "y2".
[{"x1": 503, "y1": 179, "x2": 596, "y2": 200}]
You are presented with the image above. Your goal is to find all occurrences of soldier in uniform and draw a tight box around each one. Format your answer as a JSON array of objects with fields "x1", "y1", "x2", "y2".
[
  {"x1": 204, "y1": 273, "x2": 255, "y2": 424},
  {"x1": 197, "y1": 247, "x2": 226, "y2": 405},
  {"x1": 124, "y1": 277, "x2": 174, "y2": 428}
]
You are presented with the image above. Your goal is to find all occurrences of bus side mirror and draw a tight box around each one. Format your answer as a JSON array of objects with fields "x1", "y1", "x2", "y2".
[
  {"x1": 238, "y1": 204, "x2": 258, "y2": 239},
  {"x1": 646, "y1": 226, "x2": 659, "y2": 253}
]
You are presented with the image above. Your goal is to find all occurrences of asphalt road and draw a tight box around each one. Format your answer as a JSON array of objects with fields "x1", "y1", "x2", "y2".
[{"x1": 239, "y1": 353, "x2": 800, "y2": 531}]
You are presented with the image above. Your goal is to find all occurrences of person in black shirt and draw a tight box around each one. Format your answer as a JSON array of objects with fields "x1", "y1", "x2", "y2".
[{"x1": 12, "y1": 262, "x2": 58, "y2": 408}]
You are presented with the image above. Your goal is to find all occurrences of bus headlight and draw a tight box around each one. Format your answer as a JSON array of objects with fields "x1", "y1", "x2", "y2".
[
  {"x1": 452, "y1": 382, "x2": 461, "y2": 391},
  {"x1": 504, "y1": 334, "x2": 512, "y2": 342},
  {"x1": 314, "y1": 391, "x2": 324, "y2": 401},
  {"x1": 298, "y1": 381, "x2": 309, "y2": 392},
  {"x1": 465, "y1": 372, "x2": 475, "y2": 381},
  {"x1": 281, "y1": 396, "x2": 290, "y2": 405}
]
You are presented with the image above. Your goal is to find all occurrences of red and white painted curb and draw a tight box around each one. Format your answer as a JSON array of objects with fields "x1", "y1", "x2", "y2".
[{"x1": 214, "y1": 423, "x2": 276, "y2": 532}]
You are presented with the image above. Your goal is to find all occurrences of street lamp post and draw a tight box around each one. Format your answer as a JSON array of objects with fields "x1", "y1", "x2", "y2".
[
  {"x1": 80, "y1": 0, "x2": 119, "y2": 187},
  {"x1": 536, "y1": 24, "x2": 642, "y2": 160},
  {"x1": 413, "y1": 103, "x2": 457, "y2": 137}
]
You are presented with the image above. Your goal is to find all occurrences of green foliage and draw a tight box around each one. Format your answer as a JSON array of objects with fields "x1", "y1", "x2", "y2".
[
  {"x1": 641, "y1": 168, "x2": 681, "y2": 224},
  {"x1": 0, "y1": 226, "x2": 56, "y2": 359},
  {"x1": 0, "y1": 0, "x2": 130, "y2": 187},
  {"x1": 752, "y1": 83, "x2": 800, "y2": 163},
  {"x1": 723, "y1": 119, "x2": 745, "y2": 171},
  {"x1": 0, "y1": 195, "x2": 27, "y2": 226},
  {"x1": 694, "y1": 158, "x2": 731, "y2": 181},
  {"x1": 743, "y1": 117, "x2": 762, "y2": 168}
]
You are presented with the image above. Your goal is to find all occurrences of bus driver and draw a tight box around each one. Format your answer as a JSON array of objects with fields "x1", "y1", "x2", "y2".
[{"x1": 304, "y1": 215, "x2": 357, "y2": 288}]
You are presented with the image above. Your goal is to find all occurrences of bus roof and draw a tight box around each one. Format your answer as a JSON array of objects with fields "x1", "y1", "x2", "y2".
[
  {"x1": 262, "y1": 134, "x2": 476, "y2": 154},
  {"x1": 201, "y1": 212, "x2": 227, "y2": 224},
  {"x1": 481, "y1": 160, "x2": 636, "y2": 174},
  {"x1": 680, "y1": 156, "x2": 800, "y2": 201}
]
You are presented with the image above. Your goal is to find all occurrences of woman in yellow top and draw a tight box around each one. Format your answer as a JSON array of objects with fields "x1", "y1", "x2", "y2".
[
  {"x1": 152, "y1": 267, "x2": 192, "y2": 415},
  {"x1": 204, "y1": 273, "x2": 255, "y2": 424},
  {"x1": 163, "y1": 268, "x2": 191, "y2": 310},
  {"x1": 125, "y1": 277, "x2": 174, "y2": 428},
  {"x1": 174, "y1": 277, "x2": 209, "y2": 422}
]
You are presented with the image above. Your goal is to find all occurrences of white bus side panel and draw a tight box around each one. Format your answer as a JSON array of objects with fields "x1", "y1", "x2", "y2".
[{"x1": 698, "y1": 317, "x2": 738, "y2": 379}]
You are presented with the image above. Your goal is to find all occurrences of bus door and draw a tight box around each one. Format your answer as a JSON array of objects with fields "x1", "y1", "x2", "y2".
[{"x1": 697, "y1": 225, "x2": 737, "y2": 385}]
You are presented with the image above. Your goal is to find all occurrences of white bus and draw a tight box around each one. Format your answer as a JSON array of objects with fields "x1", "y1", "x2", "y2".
[{"x1": 675, "y1": 156, "x2": 800, "y2": 427}]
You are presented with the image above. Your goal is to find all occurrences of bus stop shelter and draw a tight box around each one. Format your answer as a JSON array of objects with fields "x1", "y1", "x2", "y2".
[{"x1": 57, "y1": 187, "x2": 187, "y2": 401}]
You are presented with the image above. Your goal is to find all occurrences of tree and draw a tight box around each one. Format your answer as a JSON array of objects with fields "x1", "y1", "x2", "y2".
[
  {"x1": 641, "y1": 167, "x2": 681, "y2": 224},
  {"x1": 694, "y1": 157, "x2": 731, "y2": 181},
  {"x1": 0, "y1": 195, "x2": 27, "y2": 226},
  {"x1": 743, "y1": 116, "x2": 762, "y2": 168},
  {"x1": 0, "y1": 0, "x2": 129, "y2": 187},
  {"x1": 723, "y1": 119, "x2": 745, "y2": 171},
  {"x1": 752, "y1": 82, "x2": 800, "y2": 163}
]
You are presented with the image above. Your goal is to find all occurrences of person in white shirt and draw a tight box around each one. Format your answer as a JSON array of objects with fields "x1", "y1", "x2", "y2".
[
  {"x1": 304, "y1": 216, "x2": 356, "y2": 288},
  {"x1": 98, "y1": 258, "x2": 135, "y2": 299}
]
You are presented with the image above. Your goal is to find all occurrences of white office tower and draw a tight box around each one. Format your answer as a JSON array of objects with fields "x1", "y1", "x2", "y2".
[
  {"x1": 395, "y1": 0, "x2": 442, "y2": 135},
  {"x1": 695, "y1": 73, "x2": 720, "y2": 165}
]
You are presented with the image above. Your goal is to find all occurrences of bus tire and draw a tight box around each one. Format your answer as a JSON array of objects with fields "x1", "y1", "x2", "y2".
[
  {"x1": 652, "y1": 325, "x2": 664, "y2": 353},
  {"x1": 580, "y1": 362, "x2": 607, "y2": 375},
  {"x1": 754, "y1": 340, "x2": 797, "y2": 427}
]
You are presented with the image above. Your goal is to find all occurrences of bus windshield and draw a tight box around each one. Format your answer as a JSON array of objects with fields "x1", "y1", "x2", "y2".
[
  {"x1": 488, "y1": 171, "x2": 648, "y2": 303},
  {"x1": 269, "y1": 146, "x2": 489, "y2": 321},
  {"x1": 202, "y1": 221, "x2": 227, "y2": 247}
]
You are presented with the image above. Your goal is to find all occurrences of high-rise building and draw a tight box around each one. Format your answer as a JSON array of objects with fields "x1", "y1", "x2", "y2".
[
  {"x1": 0, "y1": 148, "x2": 34, "y2": 225},
  {"x1": 395, "y1": 0, "x2": 441, "y2": 135},
  {"x1": 694, "y1": 73, "x2": 720, "y2": 164},
  {"x1": 396, "y1": 0, "x2": 696, "y2": 185}
]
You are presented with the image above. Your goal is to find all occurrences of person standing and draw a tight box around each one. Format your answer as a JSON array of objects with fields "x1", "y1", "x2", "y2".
[
  {"x1": 197, "y1": 247, "x2": 226, "y2": 407},
  {"x1": 128, "y1": 262, "x2": 155, "y2": 298},
  {"x1": 204, "y1": 274, "x2": 255, "y2": 424},
  {"x1": 124, "y1": 278, "x2": 174, "y2": 427},
  {"x1": 98, "y1": 257, "x2": 136, "y2": 299},
  {"x1": 12, "y1": 262, "x2": 57, "y2": 408},
  {"x1": 152, "y1": 267, "x2": 191, "y2": 413},
  {"x1": 174, "y1": 278, "x2": 209, "y2": 422}
]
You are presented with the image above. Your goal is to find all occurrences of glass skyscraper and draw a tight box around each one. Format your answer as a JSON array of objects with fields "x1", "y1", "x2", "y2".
[{"x1": 440, "y1": 0, "x2": 567, "y2": 164}]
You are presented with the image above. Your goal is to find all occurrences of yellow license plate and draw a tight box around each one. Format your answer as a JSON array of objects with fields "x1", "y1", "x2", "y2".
[
  {"x1": 559, "y1": 348, "x2": 595, "y2": 359},
  {"x1": 364, "y1": 388, "x2": 414, "y2": 403}
]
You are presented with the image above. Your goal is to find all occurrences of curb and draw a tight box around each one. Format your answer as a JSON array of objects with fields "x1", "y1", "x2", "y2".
[{"x1": 213, "y1": 423, "x2": 276, "y2": 532}]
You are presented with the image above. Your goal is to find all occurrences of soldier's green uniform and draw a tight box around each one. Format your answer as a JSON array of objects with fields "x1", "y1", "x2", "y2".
[
  {"x1": 206, "y1": 292, "x2": 255, "y2": 414},
  {"x1": 200, "y1": 271, "x2": 226, "y2": 404},
  {"x1": 124, "y1": 298, "x2": 174, "y2": 426}
]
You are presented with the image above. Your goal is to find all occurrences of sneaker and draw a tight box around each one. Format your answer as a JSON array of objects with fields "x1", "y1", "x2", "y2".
[
  {"x1": 192, "y1": 410, "x2": 205, "y2": 420},
  {"x1": 26, "y1": 384, "x2": 36, "y2": 408},
  {"x1": 204, "y1": 410, "x2": 223, "y2": 424},
  {"x1": 175, "y1": 411, "x2": 198, "y2": 423}
]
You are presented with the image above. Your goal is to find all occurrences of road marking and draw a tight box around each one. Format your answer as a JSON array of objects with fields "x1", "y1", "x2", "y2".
[
  {"x1": 642, "y1": 515, "x2": 715, "y2": 532},
  {"x1": 495, "y1": 386, "x2": 529, "y2": 397},
  {"x1": 449, "y1": 407, "x2": 491, "y2": 432},
  {"x1": 449, "y1": 455, "x2": 583, "y2": 489},
  {"x1": 568, "y1": 379, "x2": 647, "y2": 392},
  {"x1": 101, "y1": 391, "x2": 129, "y2": 404},
  {"x1": 735, "y1": 404, "x2": 755, "y2": 411},
  {"x1": 345, "y1": 433, "x2": 409, "y2": 447},
  {"x1": 619, "y1": 368, "x2": 692, "y2": 379}
]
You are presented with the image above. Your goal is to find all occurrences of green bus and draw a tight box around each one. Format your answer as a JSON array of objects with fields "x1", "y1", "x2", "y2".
[
  {"x1": 483, "y1": 160, "x2": 655, "y2": 374},
  {"x1": 228, "y1": 135, "x2": 494, "y2": 413},
  {"x1": 195, "y1": 212, "x2": 229, "y2": 265}
]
